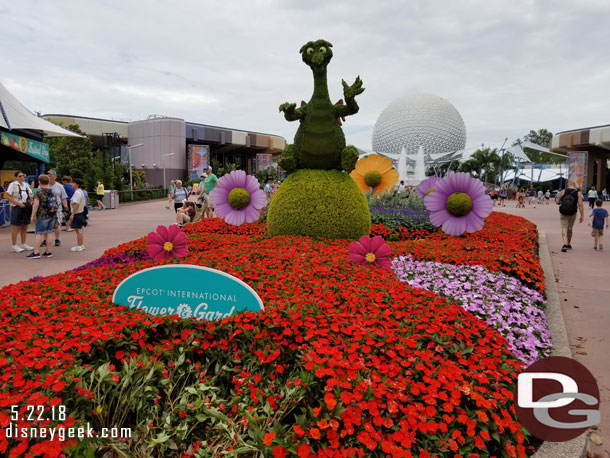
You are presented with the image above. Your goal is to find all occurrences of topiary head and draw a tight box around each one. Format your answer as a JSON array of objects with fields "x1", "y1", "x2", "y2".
[{"x1": 300, "y1": 39, "x2": 333, "y2": 72}]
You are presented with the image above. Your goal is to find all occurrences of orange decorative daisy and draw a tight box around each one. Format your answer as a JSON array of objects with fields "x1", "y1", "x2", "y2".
[{"x1": 350, "y1": 154, "x2": 399, "y2": 194}]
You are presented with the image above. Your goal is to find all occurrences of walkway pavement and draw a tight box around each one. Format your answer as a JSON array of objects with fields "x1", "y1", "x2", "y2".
[
  {"x1": 0, "y1": 199, "x2": 185, "y2": 289},
  {"x1": 496, "y1": 200, "x2": 609, "y2": 455}
]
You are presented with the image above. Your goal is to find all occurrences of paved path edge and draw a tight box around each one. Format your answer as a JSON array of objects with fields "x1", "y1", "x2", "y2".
[{"x1": 532, "y1": 231, "x2": 587, "y2": 458}]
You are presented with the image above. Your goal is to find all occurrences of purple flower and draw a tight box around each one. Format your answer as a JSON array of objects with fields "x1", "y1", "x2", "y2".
[
  {"x1": 392, "y1": 256, "x2": 552, "y2": 365},
  {"x1": 417, "y1": 176, "x2": 441, "y2": 198},
  {"x1": 423, "y1": 173, "x2": 493, "y2": 236},
  {"x1": 209, "y1": 170, "x2": 266, "y2": 226},
  {"x1": 147, "y1": 225, "x2": 189, "y2": 260},
  {"x1": 349, "y1": 236, "x2": 392, "y2": 269}
]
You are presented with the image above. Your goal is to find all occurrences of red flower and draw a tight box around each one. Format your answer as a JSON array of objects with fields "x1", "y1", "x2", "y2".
[{"x1": 263, "y1": 431, "x2": 275, "y2": 446}]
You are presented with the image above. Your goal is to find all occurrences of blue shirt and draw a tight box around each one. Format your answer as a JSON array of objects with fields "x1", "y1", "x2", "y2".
[
  {"x1": 64, "y1": 184, "x2": 75, "y2": 204},
  {"x1": 591, "y1": 208, "x2": 609, "y2": 229}
]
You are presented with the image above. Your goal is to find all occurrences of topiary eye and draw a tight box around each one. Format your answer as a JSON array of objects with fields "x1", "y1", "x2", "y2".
[
  {"x1": 319, "y1": 47, "x2": 326, "y2": 54},
  {"x1": 306, "y1": 48, "x2": 314, "y2": 55}
]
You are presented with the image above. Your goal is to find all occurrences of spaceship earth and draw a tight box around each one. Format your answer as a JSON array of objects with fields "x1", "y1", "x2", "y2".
[{"x1": 372, "y1": 94, "x2": 467, "y2": 156}]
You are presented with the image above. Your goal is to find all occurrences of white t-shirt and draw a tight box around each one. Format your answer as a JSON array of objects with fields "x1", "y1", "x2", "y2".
[
  {"x1": 6, "y1": 181, "x2": 32, "y2": 207},
  {"x1": 71, "y1": 189, "x2": 86, "y2": 214}
]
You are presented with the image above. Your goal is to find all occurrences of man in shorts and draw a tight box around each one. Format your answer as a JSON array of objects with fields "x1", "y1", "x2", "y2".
[
  {"x1": 45, "y1": 170, "x2": 68, "y2": 247},
  {"x1": 67, "y1": 178, "x2": 87, "y2": 251},
  {"x1": 6, "y1": 171, "x2": 34, "y2": 253},
  {"x1": 26, "y1": 174, "x2": 55, "y2": 259},
  {"x1": 200, "y1": 166, "x2": 218, "y2": 218},
  {"x1": 556, "y1": 181, "x2": 584, "y2": 252}
]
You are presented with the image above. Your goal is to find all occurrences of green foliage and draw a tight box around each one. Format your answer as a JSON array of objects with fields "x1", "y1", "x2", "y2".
[
  {"x1": 267, "y1": 169, "x2": 371, "y2": 239},
  {"x1": 45, "y1": 124, "x2": 124, "y2": 192},
  {"x1": 131, "y1": 171, "x2": 146, "y2": 188},
  {"x1": 210, "y1": 159, "x2": 238, "y2": 178},
  {"x1": 279, "y1": 40, "x2": 363, "y2": 174},
  {"x1": 118, "y1": 189, "x2": 167, "y2": 203},
  {"x1": 46, "y1": 124, "x2": 94, "y2": 178},
  {"x1": 254, "y1": 166, "x2": 280, "y2": 187}
]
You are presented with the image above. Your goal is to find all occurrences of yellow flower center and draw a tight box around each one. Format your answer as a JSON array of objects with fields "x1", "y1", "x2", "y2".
[
  {"x1": 365, "y1": 252, "x2": 376, "y2": 263},
  {"x1": 446, "y1": 192, "x2": 473, "y2": 217},
  {"x1": 364, "y1": 170, "x2": 382, "y2": 188},
  {"x1": 163, "y1": 241, "x2": 174, "y2": 251}
]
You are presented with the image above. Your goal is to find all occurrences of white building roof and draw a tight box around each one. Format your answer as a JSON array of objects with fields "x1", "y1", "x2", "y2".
[{"x1": 0, "y1": 82, "x2": 82, "y2": 137}]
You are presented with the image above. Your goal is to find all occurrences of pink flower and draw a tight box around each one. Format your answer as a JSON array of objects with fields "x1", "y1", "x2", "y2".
[
  {"x1": 348, "y1": 236, "x2": 392, "y2": 269},
  {"x1": 147, "y1": 225, "x2": 189, "y2": 260}
]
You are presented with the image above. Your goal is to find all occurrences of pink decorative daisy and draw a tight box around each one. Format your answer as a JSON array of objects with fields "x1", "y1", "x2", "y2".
[
  {"x1": 348, "y1": 235, "x2": 392, "y2": 269},
  {"x1": 147, "y1": 225, "x2": 189, "y2": 260},
  {"x1": 209, "y1": 170, "x2": 266, "y2": 226},
  {"x1": 423, "y1": 172, "x2": 493, "y2": 236}
]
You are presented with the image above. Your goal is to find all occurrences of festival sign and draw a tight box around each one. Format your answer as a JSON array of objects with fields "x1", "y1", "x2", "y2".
[
  {"x1": 112, "y1": 265, "x2": 264, "y2": 320},
  {"x1": 189, "y1": 144, "x2": 210, "y2": 179},
  {"x1": 0, "y1": 131, "x2": 50, "y2": 162},
  {"x1": 568, "y1": 151, "x2": 587, "y2": 192}
]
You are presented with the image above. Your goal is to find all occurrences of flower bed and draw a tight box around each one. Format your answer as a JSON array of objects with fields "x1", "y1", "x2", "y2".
[
  {"x1": 0, "y1": 216, "x2": 543, "y2": 457},
  {"x1": 392, "y1": 256, "x2": 551, "y2": 366}
]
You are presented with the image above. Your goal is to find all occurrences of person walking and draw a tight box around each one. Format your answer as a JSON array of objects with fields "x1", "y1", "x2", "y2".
[
  {"x1": 201, "y1": 166, "x2": 218, "y2": 219},
  {"x1": 544, "y1": 189, "x2": 551, "y2": 205},
  {"x1": 27, "y1": 174, "x2": 56, "y2": 259},
  {"x1": 43, "y1": 170, "x2": 68, "y2": 248},
  {"x1": 589, "y1": 199, "x2": 609, "y2": 250},
  {"x1": 500, "y1": 188, "x2": 507, "y2": 207},
  {"x1": 171, "y1": 180, "x2": 190, "y2": 212},
  {"x1": 67, "y1": 178, "x2": 87, "y2": 251},
  {"x1": 6, "y1": 171, "x2": 34, "y2": 253},
  {"x1": 556, "y1": 180, "x2": 584, "y2": 252},
  {"x1": 587, "y1": 186, "x2": 598, "y2": 210},
  {"x1": 167, "y1": 179, "x2": 176, "y2": 210},
  {"x1": 527, "y1": 186, "x2": 536, "y2": 208},
  {"x1": 95, "y1": 180, "x2": 106, "y2": 210}
]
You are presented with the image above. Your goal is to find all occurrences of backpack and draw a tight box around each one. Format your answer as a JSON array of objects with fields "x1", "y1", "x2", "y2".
[
  {"x1": 46, "y1": 189, "x2": 60, "y2": 214},
  {"x1": 559, "y1": 189, "x2": 578, "y2": 216}
]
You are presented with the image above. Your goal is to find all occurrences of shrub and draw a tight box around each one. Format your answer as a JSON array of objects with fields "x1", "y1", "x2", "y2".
[{"x1": 267, "y1": 169, "x2": 371, "y2": 239}]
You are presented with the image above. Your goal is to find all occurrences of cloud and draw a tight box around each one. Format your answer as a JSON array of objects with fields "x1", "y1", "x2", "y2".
[{"x1": 2, "y1": 0, "x2": 610, "y2": 151}]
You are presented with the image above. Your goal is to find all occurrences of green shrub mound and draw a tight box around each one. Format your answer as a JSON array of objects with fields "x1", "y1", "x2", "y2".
[{"x1": 267, "y1": 169, "x2": 371, "y2": 239}]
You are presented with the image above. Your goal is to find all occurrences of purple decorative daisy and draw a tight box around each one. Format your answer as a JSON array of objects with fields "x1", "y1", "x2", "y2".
[
  {"x1": 209, "y1": 170, "x2": 266, "y2": 226},
  {"x1": 423, "y1": 173, "x2": 493, "y2": 236},
  {"x1": 417, "y1": 175, "x2": 440, "y2": 198}
]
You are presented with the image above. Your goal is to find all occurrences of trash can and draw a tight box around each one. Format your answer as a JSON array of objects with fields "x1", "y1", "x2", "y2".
[
  {"x1": 102, "y1": 190, "x2": 112, "y2": 208},
  {"x1": 103, "y1": 190, "x2": 119, "y2": 209}
]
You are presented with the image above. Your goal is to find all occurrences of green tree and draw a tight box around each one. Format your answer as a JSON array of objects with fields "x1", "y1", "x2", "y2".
[
  {"x1": 46, "y1": 124, "x2": 94, "y2": 179},
  {"x1": 460, "y1": 148, "x2": 500, "y2": 184}
]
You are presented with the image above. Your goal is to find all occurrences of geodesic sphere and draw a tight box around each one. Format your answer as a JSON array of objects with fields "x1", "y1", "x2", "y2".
[{"x1": 372, "y1": 94, "x2": 467, "y2": 156}]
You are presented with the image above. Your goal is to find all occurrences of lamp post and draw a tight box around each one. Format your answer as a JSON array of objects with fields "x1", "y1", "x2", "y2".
[
  {"x1": 162, "y1": 152, "x2": 175, "y2": 194},
  {"x1": 127, "y1": 143, "x2": 144, "y2": 201}
]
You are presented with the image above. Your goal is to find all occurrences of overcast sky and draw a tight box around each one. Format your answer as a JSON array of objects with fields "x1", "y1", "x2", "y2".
[{"x1": 2, "y1": 0, "x2": 609, "y2": 151}]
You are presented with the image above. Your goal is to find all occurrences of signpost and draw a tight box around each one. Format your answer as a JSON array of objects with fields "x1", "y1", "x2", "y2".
[{"x1": 113, "y1": 265, "x2": 264, "y2": 321}]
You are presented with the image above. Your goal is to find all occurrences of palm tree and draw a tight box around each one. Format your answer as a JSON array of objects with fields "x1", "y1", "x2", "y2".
[{"x1": 469, "y1": 148, "x2": 500, "y2": 184}]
